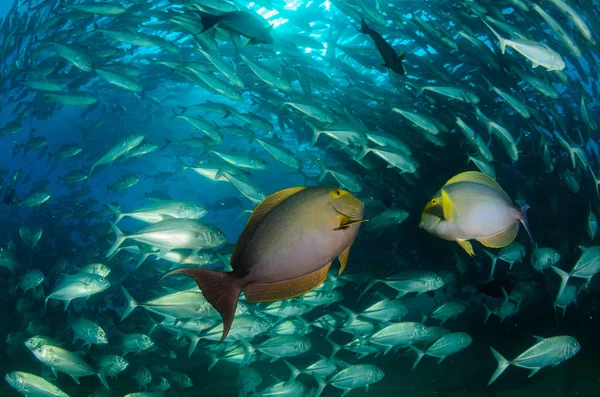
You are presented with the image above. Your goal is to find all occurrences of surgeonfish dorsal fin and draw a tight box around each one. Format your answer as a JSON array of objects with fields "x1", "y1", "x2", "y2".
[
  {"x1": 231, "y1": 187, "x2": 306, "y2": 263},
  {"x1": 441, "y1": 188, "x2": 457, "y2": 221},
  {"x1": 445, "y1": 171, "x2": 511, "y2": 202}
]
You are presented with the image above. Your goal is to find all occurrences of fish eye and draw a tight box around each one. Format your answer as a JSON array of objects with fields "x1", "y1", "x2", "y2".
[
  {"x1": 437, "y1": 277, "x2": 442, "y2": 281},
  {"x1": 218, "y1": 230, "x2": 223, "y2": 234},
  {"x1": 574, "y1": 342, "x2": 579, "y2": 347},
  {"x1": 431, "y1": 198, "x2": 439, "y2": 205},
  {"x1": 334, "y1": 189, "x2": 342, "y2": 197},
  {"x1": 100, "y1": 277, "x2": 105, "y2": 282},
  {"x1": 37, "y1": 348, "x2": 42, "y2": 353}
]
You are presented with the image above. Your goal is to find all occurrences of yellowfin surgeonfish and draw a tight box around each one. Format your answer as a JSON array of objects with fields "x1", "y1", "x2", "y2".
[{"x1": 419, "y1": 171, "x2": 532, "y2": 256}]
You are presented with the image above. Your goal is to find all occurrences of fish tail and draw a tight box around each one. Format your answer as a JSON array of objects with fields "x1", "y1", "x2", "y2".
[
  {"x1": 198, "y1": 11, "x2": 220, "y2": 34},
  {"x1": 207, "y1": 353, "x2": 219, "y2": 371},
  {"x1": 313, "y1": 377, "x2": 328, "y2": 397},
  {"x1": 357, "y1": 278, "x2": 378, "y2": 302},
  {"x1": 483, "y1": 303, "x2": 492, "y2": 324},
  {"x1": 168, "y1": 108, "x2": 181, "y2": 120},
  {"x1": 106, "y1": 221, "x2": 127, "y2": 258},
  {"x1": 176, "y1": 105, "x2": 188, "y2": 115},
  {"x1": 483, "y1": 250, "x2": 498, "y2": 280},
  {"x1": 310, "y1": 127, "x2": 322, "y2": 146},
  {"x1": 338, "y1": 305, "x2": 358, "y2": 328},
  {"x1": 161, "y1": 138, "x2": 172, "y2": 150},
  {"x1": 148, "y1": 316, "x2": 159, "y2": 336},
  {"x1": 519, "y1": 204, "x2": 534, "y2": 244},
  {"x1": 120, "y1": 286, "x2": 138, "y2": 321},
  {"x1": 316, "y1": 158, "x2": 328, "y2": 182},
  {"x1": 135, "y1": 252, "x2": 150, "y2": 270},
  {"x1": 551, "y1": 266, "x2": 571, "y2": 303},
  {"x1": 356, "y1": 147, "x2": 370, "y2": 162},
  {"x1": 326, "y1": 336, "x2": 341, "y2": 359},
  {"x1": 174, "y1": 155, "x2": 188, "y2": 171},
  {"x1": 358, "y1": 17, "x2": 370, "y2": 34},
  {"x1": 283, "y1": 359, "x2": 300, "y2": 382},
  {"x1": 161, "y1": 268, "x2": 241, "y2": 343},
  {"x1": 187, "y1": 333, "x2": 201, "y2": 358},
  {"x1": 409, "y1": 345, "x2": 425, "y2": 370},
  {"x1": 239, "y1": 339, "x2": 256, "y2": 366},
  {"x1": 97, "y1": 372, "x2": 109, "y2": 390},
  {"x1": 482, "y1": 20, "x2": 507, "y2": 54},
  {"x1": 106, "y1": 203, "x2": 123, "y2": 224},
  {"x1": 488, "y1": 347, "x2": 511, "y2": 385}
]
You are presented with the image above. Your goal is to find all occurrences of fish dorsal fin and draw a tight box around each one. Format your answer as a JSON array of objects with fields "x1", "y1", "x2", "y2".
[
  {"x1": 533, "y1": 335, "x2": 545, "y2": 343},
  {"x1": 231, "y1": 187, "x2": 306, "y2": 265},
  {"x1": 445, "y1": 171, "x2": 511, "y2": 202},
  {"x1": 477, "y1": 223, "x2": 519, "y2": 249},
  {"x1": 441, "y1": 188, "x2": 457, "y2": 221}
]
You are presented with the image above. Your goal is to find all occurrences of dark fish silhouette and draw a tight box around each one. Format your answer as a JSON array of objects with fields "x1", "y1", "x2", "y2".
[{"x1": 358, "y1": 18, "x2": 405, "y2": 76}]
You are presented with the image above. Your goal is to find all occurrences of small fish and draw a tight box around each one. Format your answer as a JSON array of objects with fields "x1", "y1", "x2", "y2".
[
  {"x1": 488, "y1": 336, "x2": 580, "y2": 385},
  {"x1": 420, "y1": 172, "x2": 532, "y2": 257}
]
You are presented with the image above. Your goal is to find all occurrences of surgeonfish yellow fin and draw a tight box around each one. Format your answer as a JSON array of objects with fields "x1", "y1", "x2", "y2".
[
  {"x1": 441, "y1": 189, "x2": 458, "y2": 221},
  {"x1": 477, "y1": 223, "x2": 519, "y2": 248},
  {"x1": 336, "y1": 218, "x2": 369, "y2": 230},
  {"x1": 457, "y1": 239, "x2": 475, "y2": 257},
  {"x1": 244, "y1": 262, "x2": 331, "y2": 302},
  {"x1": 338, "y1": 246, "x2": 351, "y2": 276},
  {"x1": 232, "y1": 187, "x2": 305, "y2": 263},
  {"x1": 445, "y1": 171, "x2": 511, "y2": 202}
]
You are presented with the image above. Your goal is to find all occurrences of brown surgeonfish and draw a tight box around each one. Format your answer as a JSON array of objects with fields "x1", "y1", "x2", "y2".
[{"x1": 162, "y1": 186, "x2": 366, "y2": 342}]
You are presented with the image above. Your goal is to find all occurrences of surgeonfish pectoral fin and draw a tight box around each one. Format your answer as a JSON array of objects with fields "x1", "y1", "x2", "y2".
[
  {"x1": 456, "y1": 239, "x2": 475, "y2": 257},
  {"x1": 335, "y1": 217, "x2": 368, "y2": 230},
  {"x1": 441, "y1": 189, "x2": 457, "y2": 221},
  {"x1": 337, "y1": 246, "x2": 351, "y2": 275}
]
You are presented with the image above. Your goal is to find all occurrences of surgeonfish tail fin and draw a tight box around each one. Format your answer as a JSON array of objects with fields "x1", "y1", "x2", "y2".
[
  {"x1": 409, "y1": 346, "x2": 425, "y2": 370},
  {"x1": 161, "y1": 268, "x2": 241, "y2": 344},
  {"x1": 120, "y1": 286, "x2": 138, "y2": 321},
  {"x1": 488, "y1": 347, "x2": 511, "y2": 385},
  {"x1": 106, "y1": 221, "x2": 126, "y2": 258},
  {"x1": 551, "y1": 266, "x2": 571, "y2": 303},
  {"x1": 519, "y1": 204, "x2": 534, "y2": 244}
]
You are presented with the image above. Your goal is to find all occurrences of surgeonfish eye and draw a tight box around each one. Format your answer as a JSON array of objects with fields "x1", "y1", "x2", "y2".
[{"x1": 334, "y1": 189, "x2": 342, "y2": 197}]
